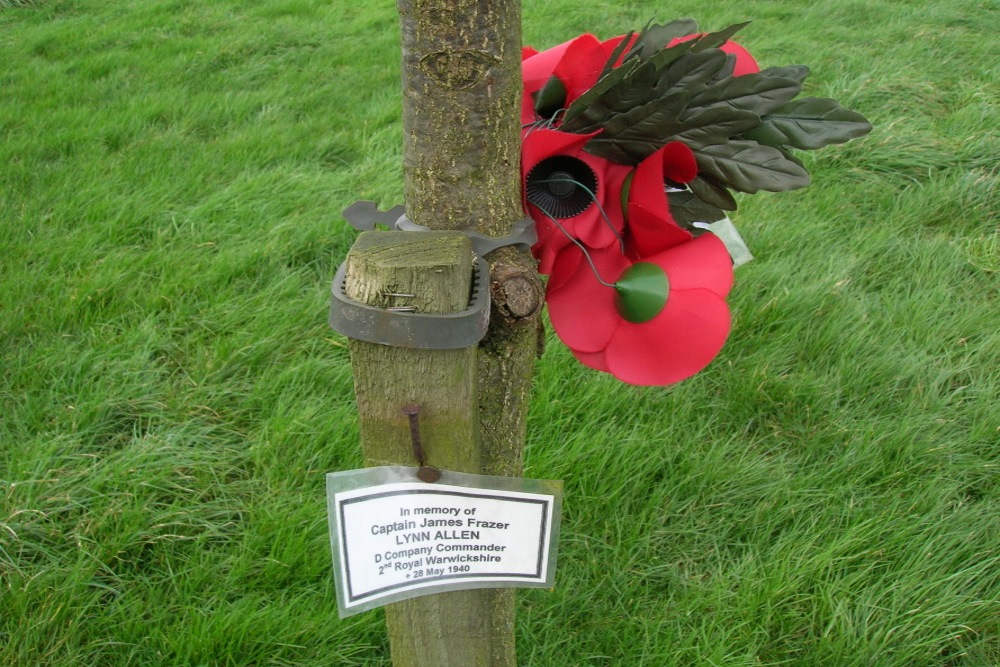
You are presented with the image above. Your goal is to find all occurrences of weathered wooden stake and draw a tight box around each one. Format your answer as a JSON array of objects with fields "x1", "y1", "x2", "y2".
[{"x1": 343, "y1": 0, "x2": 537, "y2": 664}]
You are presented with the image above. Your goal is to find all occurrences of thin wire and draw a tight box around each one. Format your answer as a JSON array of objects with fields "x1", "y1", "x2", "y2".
[
  {"x1": 533, "y1": 177, "x2": 625, "y2": 253},
  {"x1": 529, "y1": 201, "x2": 617, "y2": 288},
  {"x1": 521, "y1": 108, "x2": 567, "y2": 137}
]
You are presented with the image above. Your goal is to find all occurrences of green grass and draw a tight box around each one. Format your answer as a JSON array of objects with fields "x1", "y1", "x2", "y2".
[{"x1": 1, "y1": 0, "x2": 997, "y2": 664}]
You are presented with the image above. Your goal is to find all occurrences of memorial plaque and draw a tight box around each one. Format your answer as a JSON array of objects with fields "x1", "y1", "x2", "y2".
[{"x1": 327, "y1": 466, "x2": 562, "y2": 617}]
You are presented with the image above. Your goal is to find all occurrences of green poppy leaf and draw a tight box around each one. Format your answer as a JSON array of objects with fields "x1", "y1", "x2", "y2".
[
  {"x1": 583, "y1": 91, "x2": 689, "y2": 163},
  {"x1": 669, "y1": 106, "x2": 760, "y2": 149},
  {"x1": 688, "y1": 174, "x2": 738, "y2": 211},
  {"x1": 562, "y1": 60, "x2": 640, "y2": 128},
  {"x1": 636, "y1": 18, "x2": 700, "y2": 59},
  {"x1": 656, "y1": 48, "x2": 729, "y2": 96},
  {"x1": 668, "y1": 190, "x2": 727, "y2": 229},
  {"x1": 758, "y1": 65, "x2": 810, "y2": 84},
  {"x1": 695, "y1": 139, "x2": 812, "y2": 193},
  {"x1": 599, "y1": 30, "x2": 635, "y2": 78},
  {"x1": 690, "y1": 21, "x2": 751, "y2": 52},
  {"x1": 743, "y1": 96, "x2": 874, "y2": 150},
  {"x1": 688, "y1": 74, "x2": 802, "y2": 116}
]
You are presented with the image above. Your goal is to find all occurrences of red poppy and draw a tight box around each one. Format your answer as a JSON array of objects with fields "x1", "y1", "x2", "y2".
[
  {"x1": 546, "y1": 234, "x2": 734, "y2": 386},
  {"x1": 625, "y1": 141, "x2": 699, "y2": 259},
  {"x1": 522, "y1": 128, "x2": 631, "y2": 275}
]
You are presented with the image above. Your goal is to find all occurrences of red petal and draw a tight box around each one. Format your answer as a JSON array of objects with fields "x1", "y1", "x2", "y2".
[
  {"x1": 522, "y1": 34, "x2": 603, "y2": 96},
  {"x1": 521, "y1": 129, "x2": 595, "y2": 181},
  {"x1": 660, "y1": 141, "x2": 698, "y2": 184},
  {"x1": 626, "y1": 144, "x2": 694, "y2": 257},
  {"x1": 530, "y1": 208, "x2": 576, "y2": 276},
  {"x1": 571, "y1": 156, "x2": 630, "y2": 249},
  {"x1": 645, "y1": 233, "x2": 734, "y2": 297},
  {"x1": 721, "y1": 41, "x2": 760, "y2": 76},
  {"x1": 554, "y1": 34, "x2": 614, "y2": 102},
  {"x1": 522, "y1": 46, "x2": 539, "y2": 60},
  {"x1": 604, "y1": 288, "x2": 731, "y2": 386},
  {"x1": 546, "y1": 246, "x2": 628, "y2": 353},
  {"x1": 572, "y1": 348, "x2": 610, "y2": 373}
]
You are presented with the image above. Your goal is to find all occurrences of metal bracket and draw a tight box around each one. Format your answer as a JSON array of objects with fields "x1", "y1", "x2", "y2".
[
  {"x1": 329, "y1": 253, "x2": 490, "y2": 350},
  {"x1": 331, "y1": 201, "x2": 536, "y2": 349}
]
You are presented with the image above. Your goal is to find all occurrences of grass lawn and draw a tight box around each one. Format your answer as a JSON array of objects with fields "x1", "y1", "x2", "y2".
[{"x1": 1, "y1": 0, "x2": 997, "y2": 664}]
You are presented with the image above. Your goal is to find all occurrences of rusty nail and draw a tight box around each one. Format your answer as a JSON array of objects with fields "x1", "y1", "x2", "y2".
[
  {"x1": 402, "y1": 404, "x2": 425, "y2": 465},
  {"x1": 402, "y1": 404, "x2": 439, "y2": 483}
]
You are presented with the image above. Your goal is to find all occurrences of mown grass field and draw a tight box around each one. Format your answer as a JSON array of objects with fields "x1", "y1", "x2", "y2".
[{"x1": 1, "y1": 0, "x2": 997, "y2": 664}]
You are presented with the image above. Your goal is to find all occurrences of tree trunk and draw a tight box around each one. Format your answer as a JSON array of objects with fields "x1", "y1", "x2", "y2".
[{"x1": 380, "y1": 0, "x2": 541, "y2": 664}]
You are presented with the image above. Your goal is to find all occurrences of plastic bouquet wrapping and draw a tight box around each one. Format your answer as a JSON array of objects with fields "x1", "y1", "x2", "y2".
[{"x1": 520, "y1": 20, "x2": 872, "y2": 385}]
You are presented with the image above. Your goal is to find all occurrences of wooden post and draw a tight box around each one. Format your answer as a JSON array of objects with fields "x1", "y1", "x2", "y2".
[
  {"x1": 345, "y1": 229, "x2": 520, "y2": 665},
  {"x1": 341, "y1": 0, "x2": 539, "y2": 664}
]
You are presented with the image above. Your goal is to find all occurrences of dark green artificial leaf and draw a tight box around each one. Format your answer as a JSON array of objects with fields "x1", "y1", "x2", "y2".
[
  {"x1": 669, "y1": 106, "x2": 760, "y2": 149},
  {"x1": 708, "y1": 53, "x2": 737, "y2": 84},
  {"x1": 562, "y1": 60, "x2": 639, "y2": 128},
  {"x1": 688, "y1": 174, "x2": 738, "y2": 211},
  {"x1": 759, "y1": 65, "x2": 810, "y2": 84},
  {"x1": 695, "y1": 139, "x2": 811, "y2": 193},
  {"x1": 690, "y1": 21, "x2": 751, "y2": 52},
  {"x1": 599, "y1": 30, "x2": 634, "y2": 78},
  {"x1": 533, "y1": 75, "x2": 568, "y2": 120},
  {"x1": 584, "y1": 91, "x2": 690, "y2": 164},
  {"x1": 743, "y1": 97, "x2": 874, "y2": 150},
  {"x1": 563, "y1": 62, "x2": 659, "y2": 133},
  {"x1": 668, "y1": 190, "x2": 727, "y2": 228},
  {"x1": 637, "y1": 18, "x2": 700, "y2": 59},
  {"x1": 688, "y1": 74, "x2": 802, "y2": 116},
  {"x1": 604, "y1": 62, "x2": 659, "y2": 112},
  {"x1": 646, "y1": 38, "x2": 697, "y2": 73},
  {"x1": 656, "y1": 48, "x2": 728, "y2": 97}
]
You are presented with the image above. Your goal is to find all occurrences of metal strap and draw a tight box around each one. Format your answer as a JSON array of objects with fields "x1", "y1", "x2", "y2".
[{"x1": 329, "y1": 255, "x2": 491, "y2": 350}]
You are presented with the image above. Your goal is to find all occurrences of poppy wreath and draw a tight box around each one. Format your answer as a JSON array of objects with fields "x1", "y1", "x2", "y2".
[{"x1": 521, "y1": 19, "x2": 872, "y2": 386}]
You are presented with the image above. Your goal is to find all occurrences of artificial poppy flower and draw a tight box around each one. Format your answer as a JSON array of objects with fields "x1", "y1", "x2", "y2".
[
  {"x1": 522, "y1": 128, "x2": 631, "y2": 275},
  {"x1": 625, "y1": 141, "x2": 699, "y2": 258},
  {"x1": 546, "y1": 234, "x2": 734, "y2": 386}
]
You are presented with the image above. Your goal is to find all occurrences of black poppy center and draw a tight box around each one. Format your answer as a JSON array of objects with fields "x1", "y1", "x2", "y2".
[{"x1": 525, "y1": 156, "x2": 598, "y2": 219}]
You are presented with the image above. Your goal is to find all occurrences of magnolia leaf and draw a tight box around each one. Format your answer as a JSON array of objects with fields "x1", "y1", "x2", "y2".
[
  {"x1": 668, "y1": 190, "x2": 727, "y2": 229},
  {"x1": 604, "y1": 62, "x2": 658, "y2": 112},
  {"x1": 708, "y1": 53, "x2": 737, "y2": 84},
  {"x1": 562, "y1": 60, "x2": 639, "y2": 129},
  {"x1": 646, "y1": 38, "x2": 698, "y2": 73},
  {"x1": 533, "y1": 75, "x2": 567, "y2": 120},
  {"x1": 688, "y1": 74, "x2": 802, "y2": 116},
  {"x1": 669, "y1": 106, "x2": 760, "y2": 149},
  {"x1": 690, "y1": 21, "x2": 751, "y2": 52},
  {"x1": 584, "y1": 91, "x2": 689, "y2": 163},
  {"x1": 600, "y1": 30, "x2": 635, "y2": 78},
  {"x1": 688, "y1": 174, "x2": 738, "y2": 211},
  {"x1": 563, "y1": 62, "x2": 659, "y2": 134},
  {"x1": 695, "y1": 140, "x2": 811, "y2": 193},
  {"x1": 637, "y1": 18, "x2": 700, "y2": 59},
  {"x1": 759, "y1": 65, "x2": 810, "y2": 84},
  {"x1": 656, "y1": 48, "x2": 729, "y2": 97},
  {"x1": 743, "y1": 97, "x2": 874, "y2": 150}
]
